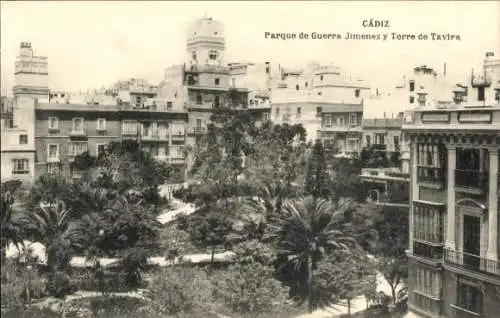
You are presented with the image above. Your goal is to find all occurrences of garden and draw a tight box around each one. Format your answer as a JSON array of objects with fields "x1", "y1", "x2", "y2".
[{"x1": 1, "y1": 107, "x2": 409, "y2": 318}]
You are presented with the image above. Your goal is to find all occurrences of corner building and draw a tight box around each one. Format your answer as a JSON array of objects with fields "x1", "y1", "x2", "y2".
[{"x1": 404, "y1": 52, "x2": 500, "y2": 318}]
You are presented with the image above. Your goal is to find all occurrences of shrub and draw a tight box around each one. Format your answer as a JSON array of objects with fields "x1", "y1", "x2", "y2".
[
  {"x1": 212, "y1": 262, "x2": 289, "y2": 317},
  {"x1": 146, "y1": 266, "x2": 213, "y2": 315}
]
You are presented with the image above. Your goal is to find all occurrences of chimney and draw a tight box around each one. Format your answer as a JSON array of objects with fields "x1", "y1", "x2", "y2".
[
  {"x1": 383, "y1": 112, "x2": 386, "y2": 118},
  {"x1": 444, "y1": 63, "x2": 447, "y2": 76}
]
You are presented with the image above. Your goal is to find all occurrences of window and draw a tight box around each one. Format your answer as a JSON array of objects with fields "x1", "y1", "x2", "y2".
[
  {"x1": 366, "y1": 135, "x2": 371, "y2": 146},
  {"x1": 320, "y1": 75, "x2": 324, "y2": 81},
  {"x1": 196, "y1": 93, "x2": 202, "y2": 105},
  {"x1": 323, "y1": 114, "x2": 332, "y2": 128},
  {"x1": 318, "y1": 91, "x2": 322, "y2": 96},
  {"x1": 136, "y1": 96, "x2": 141, "y2": 107},
  {"x1": 394, "y1": 135, "x2": 400, "y2": 148},
  {"x1": 316, "y1": 107, "x2": 322, "y2": 115},
  {"x1": 295, "y1": 84, "x2": 299, "y2": 90},
  {"x1": 413, "y1": 203, "x2": 443, "y2": 243},
  {"x1": 72, "y1": 117, "x2": 84, "y2": 132},
  {"x1": 47, "y1": 163, "x2": 60, "y2": 174},
  {"x1": 209, "y1": 50, "x2": 218, "y2": 60},
  {"x1": 478, "y1": 87, "x2": 485, "y2": 101},
  {"x1": 158, "y1": 122, "x2": 168, "y2": 138},
  {"x1": 192, "y1": 51, "x2": 197, "y2": 60},
  {"x1": 214, "y1": 96, "x2": 220, "y2": 107},
  {"x1": 69, "y1": 142, "x2": 87, "y2": 156},
  {"x1": 170, "y1": 145, "x2": 185, "y2": 159},
  {"x1": 305, "y1": 82, "x2": 308, "y2": 88},
  {"x1": 347, "y1": 139, "x2": 359, "y2": 152},
  {"x1": 97, "y1": 118, "x2": 106, "y2": 131},
  {"x1": 355, "y1": 89, "x2": 360, "y2": 98},
  {"x1": 96, "y1": 144, "x2": 107, "y2": 157},
  {"x1": 265, "y1": 65, "x2": 270, "y2": 74},
  {"x1": 47, "y1": 144, "x2": 59, "y2": 159},
  {"x1": 122, "y1": 120, "x2": 137, "y2": 135},
  {"x1": 296, "y1": 107, "x2": 301, "y2": 118},
  {"x1": 417, "y1": 144, "x2": 439, "y2": 167},
  {"x1": 214, "y1": 78, "x2": 220, "y2": 85},
  {"x1": 409, "y1": 81, "x2": 415, "y2": 92},
  {"x1": 12, "y1": 159, "x2": 29, "y2": 175},
  {"x1": 275, "y1": 107, "x2": 280, "y2": 117},
  {"x1": 48, "y1": 116, "x2": 59, "y2": 130},
  {"x1": 495, "y1": 88, "x2": 500, "y2": 102},
  {"x1": 141, "y1": 122, "x2": 152, "y2": 137},
  {"x1": 232, "y1": 78, "x2": 236, "y2": 87},
  {"x1": 418, "y1": 93, "x2": 427, "y2": 105},
  {"x1": 457, "y1": 280, "x2": 483, "y2": 314},
  {"x1": 375, "y1": 133, "x2": 385, "y2": 145},
  {"x1": 409, "y1": 96, "x2": 415, "y2": 104},
  {"x1": 349, "y1": 113, "x2": 357, "y2": 125},
  {"x1": 414, "y1": 267, "x2": 440, "y2": 297},
  {"x1": 19, "y1": 134, "x2": 28, "y2": 145},
  {"x1": 167, "y1": 101, "x2": 173, "y2": 109},
  {"x1": 338, "y1": 117, "x2": 345, "y2": 126}
]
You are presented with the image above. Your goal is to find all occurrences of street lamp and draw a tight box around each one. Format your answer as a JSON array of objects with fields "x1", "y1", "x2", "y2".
[{"x1": 26, "y1": 264, "x2": 33, "y2": 306}]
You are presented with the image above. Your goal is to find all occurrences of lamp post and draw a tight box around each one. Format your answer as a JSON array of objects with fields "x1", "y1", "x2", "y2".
[{"x1": 26, "y1": 264, "x2": 32, "y2": 306}]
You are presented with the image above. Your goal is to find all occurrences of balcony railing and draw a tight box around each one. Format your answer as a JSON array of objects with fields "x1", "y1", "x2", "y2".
[
  {"x1": 188, "y1": 127, "x2": 207, "y2": 135},
  {"x1": 413, "y1": 241, "x2": 443, "y2": 261},
  {"x1": 444, "y1": 248, "x2": 499, "y2": 276},
  {"x1": 450, "y1": 304, "x2": 481, "y2": 318},
  {"x1": 471, "y1": 74, "x2": 492, "y2": 87},
  {"x1": 413, "y1": 230, "x2": 443, "y2": 245},
  {"x1": 455, "y1": 170, "x2": 488, "y2": 190},
  {"x1": 409, "y1": 292, "x2": 441, "y2": 317},
  {"x1": 372, "y1": 144, "x2": 387, "y2": 151},
  {"x1": 171, "y1": 132, "x2": 186, "y2": 140},
  {"x1": 47, "y1": 156, "x2": 60, "y2": 163},
  {"x1": 70, "y1": 129, "x2": 87, "y2": 136},
  {"x1": 417, "y1": 167, "x2": 445, "y2": 184}
]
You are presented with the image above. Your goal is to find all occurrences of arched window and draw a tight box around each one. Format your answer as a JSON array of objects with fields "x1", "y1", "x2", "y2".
[{"x1": 296, "y1": 84, "x2": 299, "y2": 90}]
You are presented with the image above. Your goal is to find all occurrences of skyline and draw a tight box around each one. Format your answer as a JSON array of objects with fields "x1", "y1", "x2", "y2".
[{"x1": 1, "y1": 1, "x2": 499, "y2": 96}]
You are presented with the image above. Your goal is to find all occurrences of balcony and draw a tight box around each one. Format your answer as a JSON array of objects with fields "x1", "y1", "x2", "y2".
[
  {"x1": 47, "y1": 156, "x2": 60, "y2": 163},
  {"x1": 413, "y1": 241, "x2": 443, "y2": 262},
  {"x1": 188, "y1": 127, "x2": 207, "y2": 135},
  {"x1": 184, "y1": 63, "x2": 230, "y2": 74},
  {"x1": 444, "y1": 248, "x2": 499, "y2": 277},
  {"x1": 320, "y1": 125, "x2": 363, "y2": 133},
  {"x1": 417, "y1": 167, "x2": 445, "y2": 184},
  {"x1": 372, "y1": 144, "x2": 387, "y2": 151},
  {"x1": 122, "y1": 130, "x2": 138, "y2": 137},
  {"x1": 409, "y1": 292, "x2": 441, "y2": 318},
  {"x1": 70, "y1": 129, "x2": 87, "y2": 137},
  {"x1": 471, "y1": 74, "x2": 492, "y2": 87},
  {"x1": 169, "y1": 157, "x2": 185, "y2": 165},
  {"x1": 450, "y1": 304, "x2": 481, "y2": 318},
  {"x1": 171, "y1": 132, "x2": 186, "y2": 141},
  {"x1": 455, "y1": 170, "x2": 488, "y2": 191}
]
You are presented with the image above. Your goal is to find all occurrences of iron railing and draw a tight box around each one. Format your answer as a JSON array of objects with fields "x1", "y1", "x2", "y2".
[
  {"x1": 444, "y1": 248, "x2": 499, "y2": 276},
  {"x1": 455, "y1": 169, "x2": 488, "y2": 190},
  {"x1": 417, "y1": 167, "x2": 445, "y2": 184}
]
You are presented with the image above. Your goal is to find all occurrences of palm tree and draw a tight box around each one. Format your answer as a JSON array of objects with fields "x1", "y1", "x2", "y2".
[
  {"x1": 18, "y1": 200, "x2": 73, "y2": 270},
  {"x1": 269, "y1": 196, "x2": 359, "y2": 313},
  {"x1": 1, "y1": 180, "x2": 23, "y2": 259}
]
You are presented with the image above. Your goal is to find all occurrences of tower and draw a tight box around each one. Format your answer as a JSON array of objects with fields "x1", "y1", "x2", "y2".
[
  {"x1": 186, "y1": 15, "x2": 225, "y2": 68},
  {"x1": 13, "y1": 42, "x2": 49, "y2": 98}
]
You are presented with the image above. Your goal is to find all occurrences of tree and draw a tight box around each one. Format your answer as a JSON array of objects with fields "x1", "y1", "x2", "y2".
[
  {"x1": 304, "y1": 139, "x2": 330, "y2": 199},
  {"x1": 18, "y1": 200, "x2": 73, "y2": 271},
  {"x1": 187, "y1": 211, "x2": 234, "y2": 268},
  {"x1": 373, "y1": 206, "x2": 409, "y2": 305},
  {"x1": 270, "y1": 196, "x2": 358, "y2": 313},
  {"x1": 212, "y1": 262, "x2": 289, "y2": 318},
  {"x1": 147, "y1": 266, "x2": 214, "y2": 316},
  {"x1": 315, "y1": 250, "x2": 377, "y2": 315},
  {"x1": 1, "y1": 180, "x2": 23, "y2": 259}
]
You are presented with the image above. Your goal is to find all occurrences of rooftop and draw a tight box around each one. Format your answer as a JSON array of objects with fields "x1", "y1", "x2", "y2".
[{"x1": 35, "y1": 102, "x2": 187, "y2": 113}]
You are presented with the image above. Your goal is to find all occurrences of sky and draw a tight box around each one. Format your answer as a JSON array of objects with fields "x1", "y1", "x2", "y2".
[{"x1": 1, "y1": 1, "x2": 499, "y2": 96}]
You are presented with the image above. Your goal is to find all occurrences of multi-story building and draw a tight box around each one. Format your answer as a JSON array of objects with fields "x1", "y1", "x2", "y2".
[
  {"x1": 362, "y1": 116, "x2": 404, "y2": 153},
  {"x1": 158, "y1": 16, "x2": 270, "y2": 170},
  {"x1": 34, "y1": 102, "x2": 188, "y2": 182},
  {"x1": 1, "y1": 42, "x2": 47, "y2": 184},
  {"x1": 404, "y1": 52, "x2": 500, "y2": 318},
  {"x1": 228, "y1": 61, "x2": 274, "y2": 111},
  {"x1": 272, "y1": 63, "x2": 370, "y2": 146},
  {"x1": 360, "y1": 167, "x2": 410, "y2": 207},
  {"x1": 1, "y1": 42, "x2": 189, "y2": 185}
]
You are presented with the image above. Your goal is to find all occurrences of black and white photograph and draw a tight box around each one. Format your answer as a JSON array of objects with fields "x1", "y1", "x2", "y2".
[{"x1": 1, "y1": 1, "x2": 499, "y2": 317}]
